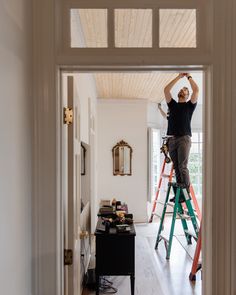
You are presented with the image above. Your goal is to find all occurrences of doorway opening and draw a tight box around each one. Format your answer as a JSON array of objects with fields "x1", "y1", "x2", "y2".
[{"x1": 60, "y1": 69, "x2": 205, "y2": 295}]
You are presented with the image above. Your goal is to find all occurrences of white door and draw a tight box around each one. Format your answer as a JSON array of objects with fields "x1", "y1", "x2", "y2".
[{"x1": 63, "y1": 75, "x2": 81, "y2": 295}]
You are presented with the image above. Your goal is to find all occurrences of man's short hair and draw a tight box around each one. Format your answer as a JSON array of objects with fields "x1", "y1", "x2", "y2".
[{"x1": 183, "y1": 87, "x2": 190, "y2": 94}]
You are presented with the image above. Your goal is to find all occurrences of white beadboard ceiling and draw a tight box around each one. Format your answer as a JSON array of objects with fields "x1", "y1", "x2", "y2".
[
  {"x1": 115, "y1": 9, "x2": 153, "y2": 48},
  {"x1": 159, "y1": 9, "x2": 196, "y2": 48},
  {"x1": 94, "y1": 72, "x2": 203, "y2": 104},
  {"x1": 94, "y1": 73, "x2": 177, "y2": 102},
  {"x1": 71, "y1": 9, "x2": 108, "y2": 48},
  {"x1": 71, "y1": 8, "x2": 198, "y2": 102}
]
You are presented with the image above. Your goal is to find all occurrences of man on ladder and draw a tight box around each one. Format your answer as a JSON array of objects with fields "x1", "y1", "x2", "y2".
[
  {"x1": 164, "y1": 73, "x2": 199, "y2": 197},
  {"x1": 154, "y1": 73, "x2": 200, "y2": 259}
]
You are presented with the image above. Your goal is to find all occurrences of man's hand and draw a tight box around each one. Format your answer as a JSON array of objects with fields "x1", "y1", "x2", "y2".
[
  {"x1": 178, "y1": 73, "x2": 186, "y2": 78},
  {"x1": 157, "y1": 103, "x2": 167, "y2": 119},
  {"x1": 179, "y1": 73, "x2": 192, "y2": 78}
]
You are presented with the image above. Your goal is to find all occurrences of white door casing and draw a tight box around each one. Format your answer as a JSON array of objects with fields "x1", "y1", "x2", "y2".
[{"x1": 63, "y1": 76, "x2": 81, "y2": 295}]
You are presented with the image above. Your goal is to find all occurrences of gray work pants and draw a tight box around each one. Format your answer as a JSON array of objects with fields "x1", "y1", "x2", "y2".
[{"x1": 168, "y1": 135, "x2": 191, "y2": 189}]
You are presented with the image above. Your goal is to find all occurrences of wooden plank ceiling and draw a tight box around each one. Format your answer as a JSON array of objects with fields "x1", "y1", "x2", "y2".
[
  {"x1": 94, "y1": 73, "x2": 177, "y2": 102},
  {"x1": 159, "y1": 9, "x2": 196, "y2": 48},
  {"x1": 115, "y1": 9, "x2": 152, "y2": 48},
  {"x1": 71, "y1": 9, "x2": 196, "y2": 101}
]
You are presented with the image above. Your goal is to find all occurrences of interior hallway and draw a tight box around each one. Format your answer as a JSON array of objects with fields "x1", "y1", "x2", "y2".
[{"x1": 83, "y1": 221, "x2": 201, "y2": 295}]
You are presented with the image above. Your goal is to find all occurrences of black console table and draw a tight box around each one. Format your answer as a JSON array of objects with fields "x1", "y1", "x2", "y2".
[{"x1": 95, "y1": 218, "x2": 136, "y2": 295}]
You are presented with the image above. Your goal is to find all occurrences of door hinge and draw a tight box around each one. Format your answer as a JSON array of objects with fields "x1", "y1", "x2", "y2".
[
  {"x1": 80, "y1": 230, "x2": 89, "y2": 239},
  {"x1": 64, "y1": 107, "x2": 73, "y2": 125},
  {"x1": 64, "y1": 249, "x2": 73, "y2": 265}
]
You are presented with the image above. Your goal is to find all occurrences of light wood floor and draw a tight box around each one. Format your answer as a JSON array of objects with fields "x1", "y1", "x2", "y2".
[{"x1": 83, "y1": 219, "x2": 201, "y2": 295}]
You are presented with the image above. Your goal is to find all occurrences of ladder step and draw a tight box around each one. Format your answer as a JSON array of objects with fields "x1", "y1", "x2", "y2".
[
  {"x1": 183, "y1": 208, "x2": 190, "y2": 214},
  {"x1": 154, "y1": 201, "x2": 175, "y2": 206},
  {"x1": 152, "y1": 212, "x2": 173, "y2": 218},
  {"x1": 182, "y1": 206, "x2": 198, "y2": 215},
  {"x1": 159, "y1": 235, "x2": 169, "y2": 244},
  {"x1": 154, "y1": 199, "x2": 163, "y2": 204},
  {"x1": 162, "y1": 174, "x2": 171, "y2": 178},
  {"x1": 165, "y1": 203, "x2": 197, "y2": 214},
  {"x1": 152, "y1": 213, "x2": 162, "y2": 218},
  {"x1": 177, "y1": 213, "x2": 192, "y2": 220},
  {"x1": 184, "y1": 230, "x2": 198, "y2": 240},
  {"x1": 156, "y1": 201, "x2": 176, "y2": 208},
  {"x1": 156, "y1": 201, "x2": 165, "y2": 205}
]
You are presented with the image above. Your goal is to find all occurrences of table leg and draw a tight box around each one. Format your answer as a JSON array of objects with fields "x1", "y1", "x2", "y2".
[
  {"x1": 130, "y1": 275, "x2": 135, "y2": 295},
  {"x1": 96, "y1": 274, "x2": 99, "y2": 295}
]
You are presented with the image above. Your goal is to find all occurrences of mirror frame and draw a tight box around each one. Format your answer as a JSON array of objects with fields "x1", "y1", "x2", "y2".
[{"x1": 112, "y1": 140, "x2": 133, "y2": 176}]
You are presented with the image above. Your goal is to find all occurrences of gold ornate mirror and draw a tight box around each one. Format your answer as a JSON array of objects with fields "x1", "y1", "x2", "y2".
[{"x1": 112, "y1": 140, "x2": 133, "y2": 176}]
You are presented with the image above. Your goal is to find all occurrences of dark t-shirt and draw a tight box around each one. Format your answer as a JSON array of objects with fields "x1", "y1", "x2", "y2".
[{"x1": 167, "y1": 99, "x2": 197, "y2": 136}]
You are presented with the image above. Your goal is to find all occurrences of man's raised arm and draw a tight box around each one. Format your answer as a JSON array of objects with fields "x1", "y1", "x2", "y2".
[
  {"x1": 158, "y1": 103, "x2": 167, "y2": 119},
  {"x1": 164, "y1": 73, "x2": 185, "y2": 103},
  {"x1": 186, "y1": 73, "x2": 199, "y2": 104}
]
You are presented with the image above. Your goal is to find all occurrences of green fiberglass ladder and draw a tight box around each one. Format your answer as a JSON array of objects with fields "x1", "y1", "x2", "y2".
[{"x1": 155, "y1": 182, "x2": 200, "y2": 260}]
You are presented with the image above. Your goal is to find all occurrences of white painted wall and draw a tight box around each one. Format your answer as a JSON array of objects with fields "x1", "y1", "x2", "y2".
[
  {"x1": 73, "y1": 73, "x2": 98, "y2": 231},
  {"x1": 97, "y1": 99, "x2": 148, "y2": 222},
  {"x1": 74, "y1": 73, "x2": 97, "y2": 145},
  {"x1": 0, "y1": 1, "x2": 32, "y2": 295}
]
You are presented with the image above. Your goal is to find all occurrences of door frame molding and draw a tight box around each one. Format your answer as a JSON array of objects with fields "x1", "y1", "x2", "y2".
[{"x1": 56, "y1": 65, "x2": 213, "y2": 295}]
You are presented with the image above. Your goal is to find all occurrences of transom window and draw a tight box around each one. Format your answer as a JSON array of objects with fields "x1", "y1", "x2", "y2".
[{"x1": 68, "y1": 5, "x2": 200, "y2": 50}]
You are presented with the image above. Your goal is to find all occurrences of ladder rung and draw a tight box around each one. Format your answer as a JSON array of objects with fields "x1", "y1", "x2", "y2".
[
  {"x1": 162, "y1": 174, "x2": 171, "y2": 178},
  {"x1": 157, "y1": 201, "x2": 165, "y2": 205},
  {"x1": 182, "y1": 206, "x2": 198, "y2": 215},
  {"x1": 183, "y1": 208, "x2": 189, "y2": 214},
  {"x1": 184, "y1": 230, "x2": 198, "y2": 240},
  {"x1": 154, "y1": 201, "x2": 175, "y2": 206},
  {"x1": 164, "y1": 203, "x2": 197, "y2": 214},
  {"x1": 160, "y1": 235, "x2": 169, "y2": 244},
  {"x1": 154, "y1": 199, "x2": 163, "y2": 203},
  {"x1": 153, "y1": 211, "x2": 173, "y2": 217},
  {"x1": 152, "y1": 213, "x2": 162, "y2": 218},
  {"x1": 183, "y1": 209, "x2": 198, "y2": 217},
  {"x1": 177, "y1": 213, "x2": 192, "y2": 220}
]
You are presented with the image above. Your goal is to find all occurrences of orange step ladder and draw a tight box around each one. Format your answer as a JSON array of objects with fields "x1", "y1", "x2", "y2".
[
  {"x1": 189, "y1": 222, "x2": 202, "y2": 281},
  {"x1": 149, "y1": 159, "x2": 174, "y2": 223}
]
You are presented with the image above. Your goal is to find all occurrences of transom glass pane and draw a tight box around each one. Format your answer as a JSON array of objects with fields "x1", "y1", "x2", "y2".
[
  {"x1": 115, "y1": 9, "x2": 152, "y2": 48},
  {"x1": 70, "y1": 9, "x2": 108, "y2": 48},
  {"x1": 159, "y1": 9, "x2": 197, "y2": 48}
]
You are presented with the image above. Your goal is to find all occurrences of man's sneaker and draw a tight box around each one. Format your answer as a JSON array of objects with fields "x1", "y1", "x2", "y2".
[
  {"x1": 170, "y1": 184, "x2": 189, "y2": 203},
  {"x1": 169, "y1": 195, "x2": 185, "y2": 203}
]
